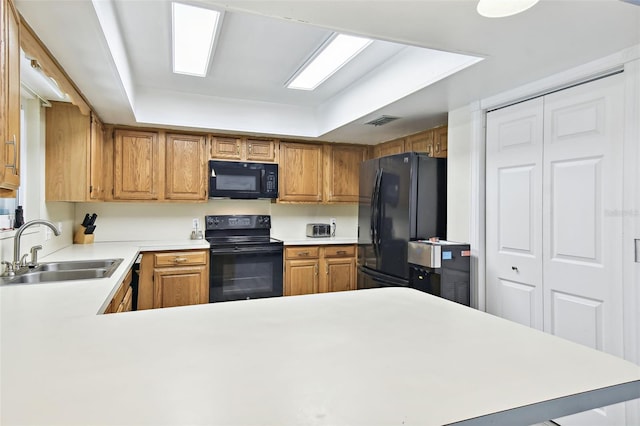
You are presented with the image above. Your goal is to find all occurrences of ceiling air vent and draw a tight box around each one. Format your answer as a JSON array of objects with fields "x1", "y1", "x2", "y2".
[{"x1": 365, "y1": 115, "x2": 400, "y2": 127}]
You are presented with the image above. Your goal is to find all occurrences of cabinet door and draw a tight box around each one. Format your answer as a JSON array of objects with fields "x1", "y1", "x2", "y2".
[
  {"x1": 279, "y1": 142, "x2": 323, "y2": 202},
  {"x1": 285, "y1": 259, "x2": 318, "y2": 296},
  {"x1": 153, "y1": 265, "x2": 207, "y2": 308},
  {"x1": 245, "y1": 138, "x2": 276, "y2": 162},
  {"x1": 211, "y1": 136, "x2": 242, "y2": 160},
  {"x1": 373, "y1": 138, "x2": 405, "y2": 159},
  {"x1": 323, "y1": 257, "x2": 356, "y2": 293},
  {"x1": 165, "y1": 133, "x2": 206, "y2": 200},
  {"x1": 324, "y1": 144, "x2": 367, "y2": 203},
  {"x1": 1, "y1": 0, "x2": 20, "y2": 191},
  {"x1": 113, "y1": 129, "x2": 159, "y2": 200},
  {"x1": 89, "y1": 114, "x2": 104, "y2": 200},
  {"x1": 433, "y1": 126, "x2": 448, "y2": 158},
  {"x1": 407, "y1": 130, "x2": 434, "y2": 156}
]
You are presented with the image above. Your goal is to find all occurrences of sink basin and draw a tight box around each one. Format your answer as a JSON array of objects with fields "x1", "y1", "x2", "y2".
[
  {"x1": 36, "y1": 259, "x2": 122, "y2": 272},
  {"x1": 2, "y1": 258, "x2": 123, "y2": 285},
  {"x1": 8, "y1": 269, "x2": 111, "y2": 284}
]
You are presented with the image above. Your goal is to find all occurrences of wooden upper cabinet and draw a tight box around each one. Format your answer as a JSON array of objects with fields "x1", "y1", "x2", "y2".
[
  {"x1": 373, "y1": 137, "x2": 405, "y2": 158},
  {"x1": 210, "y1": 136, "x2": 242, "y2": 160},
  {"x1": 210, "y1": 136, "x2": 277, "y2": 162},
  {"x1": 113, "y1": 129, "x2": 160, "y2": 200},
  {"x1": 433, "y1": 126, "x2": 448, "y2": 158},
  {"x1": 45, "y1": 102, "x2": 104, "y2": 202},
  {"x1": 0, "y1": 0, "x2": 21, "y2": 194},
  {"x1": 245, "y1": 137, "x2": 276, "y2": 162},
  {"x1": 279, "y1": 142, "x2": 323, "y2": 202},
  {"x1": 324, "y1": 144, "x2": 368, "y2": 203},
  {"x1": 165, "y1": 133, "x2": 207, "y2": 201},
  {"x1": 407, "y1": 130, "x2": 434, "y2": 156}
]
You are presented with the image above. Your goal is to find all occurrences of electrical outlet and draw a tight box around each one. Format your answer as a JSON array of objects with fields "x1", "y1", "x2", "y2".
[
  {"x1": 330, "y1": 218, "x2": 336, "y2": 227},
  {"x1": 192, "y1": 218, "x2": 200, "y2": 229},
  {"x1": 57, "y1": 222, "x2": 63, "y2": 233},
  {"x1": 45, "y1": 228, "x2": 52, "y2": 241}
]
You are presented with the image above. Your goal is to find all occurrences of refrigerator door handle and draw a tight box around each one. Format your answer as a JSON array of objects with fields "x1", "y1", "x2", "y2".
[
  {"x1": 374, "y1": 169, "x2": 384, "y2": 249},
  {"x1": 371, "y1": 169, "x2": 382, "y2": 257}
]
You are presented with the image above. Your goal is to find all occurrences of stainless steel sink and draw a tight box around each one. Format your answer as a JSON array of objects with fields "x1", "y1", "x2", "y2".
[
  {"x1": 2, "y1": 258, "x2": 123, "y2": 285},
  {"x1": 36, "y1": 259, "x2": 122, "y2": 272}
]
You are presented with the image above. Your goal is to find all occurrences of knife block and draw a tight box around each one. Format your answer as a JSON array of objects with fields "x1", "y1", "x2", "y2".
[{"x1": 73, "y1": 226, "x2": 94, "y2": 244}]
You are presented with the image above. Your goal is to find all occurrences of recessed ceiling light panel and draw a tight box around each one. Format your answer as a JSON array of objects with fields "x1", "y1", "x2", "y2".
[
  {"x1": 287, "y1": 33, "x2": 373, "y2": 91},
  {"x1": 172, "y1": 2, "x2": 221, "y2": 77},
  {"x1": 477, "y1": 0, "x2": 539, "y2": 17}
]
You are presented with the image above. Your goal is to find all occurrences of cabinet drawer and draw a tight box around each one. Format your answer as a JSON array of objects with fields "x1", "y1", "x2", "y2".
[
  {"x1": 285, "y1": 246, "x2": 320, "y2": 259},
  {"x1": 116, "y1": 286, "x2": 133, "y2": 313},
  {"x1": 324, "y1": 245, "x2": 356, "y2": 258},
  {"x1": 154, "y1": 251, "x2": 207, "y2": 267}
]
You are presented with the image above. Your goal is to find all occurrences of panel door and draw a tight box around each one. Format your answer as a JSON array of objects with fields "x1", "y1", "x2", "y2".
[
  {"x1": 1, "y1": 0, "x2": 20, "y2": 191},
  {"x1": 486, "y1": 97, "x2": 544, "y2": 330},
  {"x1": 407, "y1": 130, "x2": 434, "y2": 156},
  {"x1": 279, "y1": 142, "x2": 323, "y2": 202},
  {"x1": 165, "y1": 133, "x2": 206, "y2": 200},
  {"x1": 284, "y1": 259, "x2": 318, "y2": 296},
  {"x1": 210, "y1": 136, "x2": 242, "y2": 160},
  {"x1": 89, "y1": 114, "x2": 104, "y2": 200},
  {"x1": 245, "y1": 138, "x2": 276, "y2": 162},
  {"x1": 153, "y1": 266, "x2": 207, "y2": 308},
  {"x1": 323, "y1": 257, "x2": 356, "y2": 292},
  {"x1": 324, "y1": 144, "x2": 368, "y2": 203},
  {"x1": 113, "y1": 129, "x2": 159, "y2": 200},
  {"x1": 543, "y1": 74, "x2": 625, "y2": 426}
]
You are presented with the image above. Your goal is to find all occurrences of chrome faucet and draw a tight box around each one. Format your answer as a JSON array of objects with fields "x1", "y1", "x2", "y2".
[{"x1": 3, "y1": 220, "x2": 62, "y2": 276}]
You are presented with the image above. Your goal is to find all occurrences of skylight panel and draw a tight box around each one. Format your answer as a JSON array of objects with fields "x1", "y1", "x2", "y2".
[
  {"x1": 287, "y1": 33, "x2": 373, "y2": 91},
  {"x1": 172, "y1": 2, "x2": 220, "y2": 77}
]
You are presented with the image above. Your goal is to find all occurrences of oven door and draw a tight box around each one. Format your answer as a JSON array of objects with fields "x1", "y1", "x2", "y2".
[{"x1": 209, "y1": 245, "x2": 283, "y2": 302}]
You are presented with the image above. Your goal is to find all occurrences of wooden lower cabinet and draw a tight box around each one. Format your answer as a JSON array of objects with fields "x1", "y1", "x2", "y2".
[
  {"x1": 138, "y1": 249, "x2": 209, "y2": 309},
  {"x1": 104, "y1": 269, "x2": 133, "y2": 314},
  {"x1": 284, "y1": 245, "x2": 356, "y2": 296}
]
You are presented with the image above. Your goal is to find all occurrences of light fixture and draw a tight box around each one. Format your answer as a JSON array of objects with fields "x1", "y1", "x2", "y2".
[
  {"x1": 172, "y1": 2, "x2": 221, "y2": 77},
  {"x1": 30, "y1": 59, "x2": 66, "y2": 100},
  {"x1": 477, "y1": 0, "x2": 540, "y2": 17},
  {"x1": 287, "y1": 33, "x2": 373, "y2": 91}
]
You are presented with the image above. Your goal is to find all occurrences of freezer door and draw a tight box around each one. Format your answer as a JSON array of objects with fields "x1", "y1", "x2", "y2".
[
  {"x1": 357, "y1": 266, "x2": 409, "y2": 290},
  {"x1": 358, "y1": 158, "x2": 379, "y2": 270}
]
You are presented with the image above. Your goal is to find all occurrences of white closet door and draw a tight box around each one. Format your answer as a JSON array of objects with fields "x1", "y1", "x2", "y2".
[
  {"x1": 543, "y1": 74, "x2": 625, "y2": 426},
  {"x1": 486, "y1": 98, "x2": 544, "y2": 329}
]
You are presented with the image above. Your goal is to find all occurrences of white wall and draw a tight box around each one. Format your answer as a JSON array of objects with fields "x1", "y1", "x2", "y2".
[
  {"x1": 0, "y1": 99, "x2": 74, "y2": 264},
  {"x1": 446, "y1": 105, "x2": 473, "y2": 243},
  {"x1": 73, "y1": 200, "x2": 358, "y2": 242}
]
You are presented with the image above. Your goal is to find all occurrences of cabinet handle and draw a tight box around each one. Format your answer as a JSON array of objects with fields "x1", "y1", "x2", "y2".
[
  {"x1": 315, "y1": 264, "x2": 318, "y2": 276},
  {"x1": 325, "y1": 264, "x2": 328, "y2": 275},
  {"x1": 435, "y1": 143, "x2": 440, "y2": 153},
  {"x1": 337, "y1": 250, "x2": 347, "y2": 255},
  {"x1": 236, "y1": 143, "x2": 240, "y2": 155},
  {"x1": 174, "y1": 257, "x2": 188, "y2": 263},
  {"x1": 5, "y1": 135, "x2": 17, "y2": 171},
  {"x1": 298, "y1": 251, "x2": 309, "y2": 257},
  {"x1": 248, "y1": 144, "x2": 252, "y2": 153}
]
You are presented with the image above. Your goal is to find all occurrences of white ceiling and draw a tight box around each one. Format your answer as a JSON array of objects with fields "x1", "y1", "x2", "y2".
[{"x1": 15, "y1": 0, "x2": 640, "y2": 144}]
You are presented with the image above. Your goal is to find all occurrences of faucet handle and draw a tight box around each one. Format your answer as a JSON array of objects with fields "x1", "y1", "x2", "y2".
[
  {"x1": 19, "y1": 253, "x2": 29, "y2": 268},
  {"x1": 28, "y1": 245, "x2": 43, "y2": 267},
  {"x1": 1, "y1": 261, "x2": 15, "y2": 277}
]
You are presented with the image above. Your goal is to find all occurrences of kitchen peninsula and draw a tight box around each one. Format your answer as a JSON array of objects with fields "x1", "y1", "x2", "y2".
[{"x1": 1, "y1": 241, "x2": 638, "y2": 425}]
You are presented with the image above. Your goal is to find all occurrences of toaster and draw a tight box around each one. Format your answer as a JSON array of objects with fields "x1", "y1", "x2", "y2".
[{"x1": 306, "y1": 223, "x2": 332, "y2": 238}]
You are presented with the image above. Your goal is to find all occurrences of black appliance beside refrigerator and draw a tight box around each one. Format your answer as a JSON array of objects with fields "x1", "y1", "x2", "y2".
[{"x1": 357, "y1": 152, "x2": 447, "y2": 289}]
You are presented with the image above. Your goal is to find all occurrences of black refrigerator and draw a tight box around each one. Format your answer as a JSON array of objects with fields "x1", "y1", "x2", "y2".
[{"x1": 357, "y1": 152, "x2": 447, "y2": 289}]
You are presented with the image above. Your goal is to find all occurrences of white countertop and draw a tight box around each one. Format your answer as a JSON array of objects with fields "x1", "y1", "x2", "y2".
[{"x1": 1, "y1": 241, "x2": 639, "y2": 425}]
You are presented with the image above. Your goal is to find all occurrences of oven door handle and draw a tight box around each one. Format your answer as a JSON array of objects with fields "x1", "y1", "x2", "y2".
[{"x1": 210, "y1": 246, "x2": 284, "y2": 255}]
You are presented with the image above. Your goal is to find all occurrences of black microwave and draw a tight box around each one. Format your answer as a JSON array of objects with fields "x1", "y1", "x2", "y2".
[{"x1": 209, "y1": 160, "x2": 278, "y2": 199}]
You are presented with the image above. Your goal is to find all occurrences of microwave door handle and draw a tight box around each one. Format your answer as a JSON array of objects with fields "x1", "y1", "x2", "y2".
[{"x1": 260, "y1": 169, "x2": 265, "y2": 193}]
